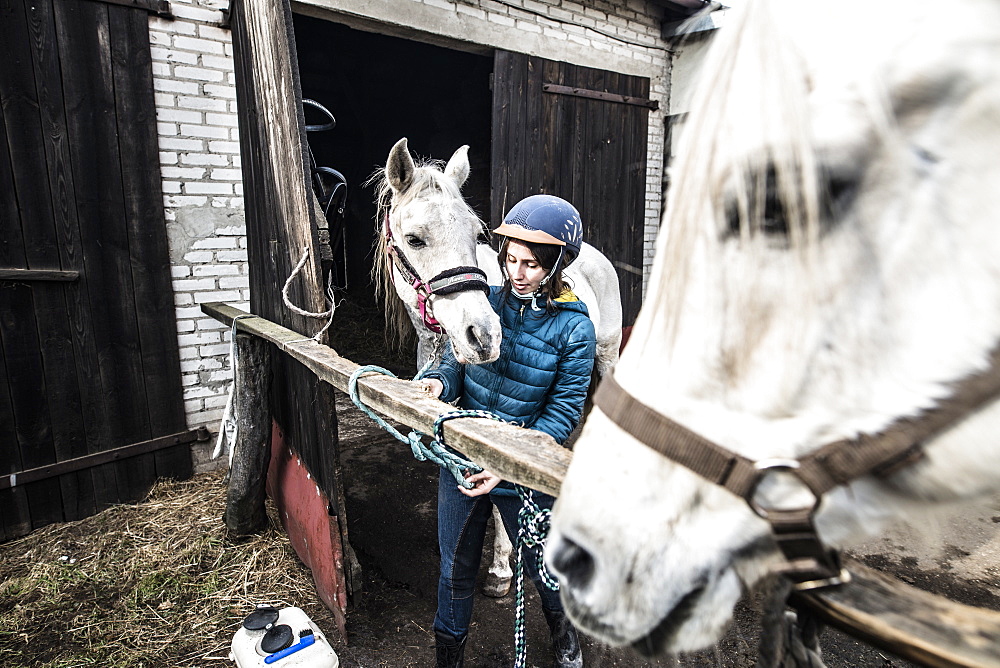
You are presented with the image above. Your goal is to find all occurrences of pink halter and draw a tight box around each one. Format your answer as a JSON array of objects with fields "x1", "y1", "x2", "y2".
[{"x1": 383, "y1": 215, "x2": 490, "y2": 334}]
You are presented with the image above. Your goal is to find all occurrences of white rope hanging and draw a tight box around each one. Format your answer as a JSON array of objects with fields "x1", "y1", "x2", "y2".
[
  {"x1": 213, "y1": 245, "x2": 339, "y2": 462},
  {"x1": 281, "y1": 245, "x2": 339, "y2": 343}
]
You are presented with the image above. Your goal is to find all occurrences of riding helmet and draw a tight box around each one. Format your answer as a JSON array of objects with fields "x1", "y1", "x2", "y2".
[{"x1": 494, "y1": 194, "x2": 583, "y2": 268}]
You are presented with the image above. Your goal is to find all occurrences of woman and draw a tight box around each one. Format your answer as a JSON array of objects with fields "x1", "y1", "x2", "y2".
[{"x1": 420, "y1": 194, "x2": 596, "y2": 668}]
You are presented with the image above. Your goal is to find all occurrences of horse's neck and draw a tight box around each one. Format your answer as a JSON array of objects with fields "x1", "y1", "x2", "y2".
[{"x1": 476, "y1": 244, "x2": 502, "y2": 285}]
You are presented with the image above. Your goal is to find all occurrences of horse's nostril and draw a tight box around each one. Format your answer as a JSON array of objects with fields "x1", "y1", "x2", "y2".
[
  {"x1": 466, "y1": 325, "x2": 487, "y2": 350},
  {"x1": 549, "y1": 536, "x2": 595, "y2": 590}
]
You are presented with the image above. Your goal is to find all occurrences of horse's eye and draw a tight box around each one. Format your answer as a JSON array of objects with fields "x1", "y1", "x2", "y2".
[
  {"x1": 760, "y1": 180, "x2": 789, "y2": 236},
  {"x1": 725, "y1": 166, "x2": 789, "y2": 238},
  {"x1": 405, "y1": 235, "x2": 426, "y2": 249},
  {"x1": 820, "y1": 172, "x2": 858, "y2": 224},
  {"x1": 726, "y1": 165, "x2": 856, "y2": 239}
]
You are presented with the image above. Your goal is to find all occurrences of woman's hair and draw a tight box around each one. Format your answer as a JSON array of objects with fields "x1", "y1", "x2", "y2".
[{"x1": 498, "y1": 237, "x2": 569, "y2": 311}]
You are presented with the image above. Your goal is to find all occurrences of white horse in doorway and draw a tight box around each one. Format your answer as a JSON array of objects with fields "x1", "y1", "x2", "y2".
[
  {"x1": 373, "y1": 137, "x2": 623, "y2": 596},
  {"x1": 548, "y1": 0, "x2": 1000, "y2": 657}
]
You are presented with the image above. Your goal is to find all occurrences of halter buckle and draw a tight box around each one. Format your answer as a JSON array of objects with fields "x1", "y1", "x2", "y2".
[
  {"x1": 748, "y1": 460, "x2": 850, "y2": 591},
  {"x1": 787, "y1": 561, "x2": 852, "y2": 592}
]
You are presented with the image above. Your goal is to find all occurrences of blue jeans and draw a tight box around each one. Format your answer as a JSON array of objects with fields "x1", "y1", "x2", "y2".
[{"x1": 433, "y1": 470, "x2": 564, "y2": 640}]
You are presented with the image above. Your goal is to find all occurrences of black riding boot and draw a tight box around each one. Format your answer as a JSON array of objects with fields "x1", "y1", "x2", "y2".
[
  {"x1": 435, "y1": 629, "x2": 467, "y2": 668},
  {"x1": 542, "y1": 607, "x2": 584, "y2": 668}
]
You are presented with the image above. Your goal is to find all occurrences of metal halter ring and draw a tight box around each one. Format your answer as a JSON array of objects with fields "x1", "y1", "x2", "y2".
[{"x1": 747, "y1": 459, "x2": 821, "y2": 521}]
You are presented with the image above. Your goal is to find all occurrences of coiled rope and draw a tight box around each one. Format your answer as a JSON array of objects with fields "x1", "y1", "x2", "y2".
[
  {"x1": 513, "y1": 484, "x2": 559, "y2": 668},
  {"x1": 282, "y1": 245, "x2": 340, "y2": 342}
]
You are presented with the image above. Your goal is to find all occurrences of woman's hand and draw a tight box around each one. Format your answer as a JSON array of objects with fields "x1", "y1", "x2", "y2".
[
  {"x1": 458, "y1": 470, "x2": 502, "y2": 497},
  {"x1": 418, "y1": 378, "x2": 444, "y2": 398}
]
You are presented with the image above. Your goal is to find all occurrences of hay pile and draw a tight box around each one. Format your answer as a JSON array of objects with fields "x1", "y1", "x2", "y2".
[{"x1": 0, "y1": 470, "x2": 338, "y2": 667}]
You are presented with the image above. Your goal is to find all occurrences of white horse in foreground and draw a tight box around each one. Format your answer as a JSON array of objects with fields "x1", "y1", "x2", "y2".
[
  {"x1": 374, "y1": 137, "x2": 623, "y2": 596},
  {"x1": 548, "y1": 0, "x2": 1000, "y2": 657}
]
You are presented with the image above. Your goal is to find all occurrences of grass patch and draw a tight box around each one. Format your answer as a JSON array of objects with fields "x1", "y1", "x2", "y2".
[{"x1": 0, "y1": 470, "x2": 338, "y2": 667}]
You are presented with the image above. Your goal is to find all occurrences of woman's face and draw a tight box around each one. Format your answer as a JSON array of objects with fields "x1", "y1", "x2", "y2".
[{"x1": 505, "y1": 241, "x2": 548, "y2": 295}]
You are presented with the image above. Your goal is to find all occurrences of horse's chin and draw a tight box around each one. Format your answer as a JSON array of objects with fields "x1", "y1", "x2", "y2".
[
  {"x1": 451, "y1": 343, "x2": 500, "y2": 366},
  {"x1": 562, "y1": 566, "x2": 744, "y2": 657}
]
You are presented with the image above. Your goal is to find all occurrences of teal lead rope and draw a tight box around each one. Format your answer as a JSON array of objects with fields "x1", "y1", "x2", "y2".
[
  {"x1": 348, "y1": 365, "x2": 557, "y2": 666},
  {"x1": 513, "y1": 484, "x2": 560, "y2": 668},
  {"x1": 347, "y1": 365, "x2": 500, "y2": 487}
]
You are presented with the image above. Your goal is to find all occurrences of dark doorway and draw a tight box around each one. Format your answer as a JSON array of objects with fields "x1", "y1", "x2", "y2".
[{"x1": 292, "y1": 15, "x2": 494, "y2": 311}]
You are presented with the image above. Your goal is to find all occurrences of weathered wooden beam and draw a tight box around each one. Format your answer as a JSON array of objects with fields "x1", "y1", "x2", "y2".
[
  {"x1": 0, "y1": 268, "x2": 80, "y2": 282},
  {"x1": 542, "y1": 83, "x2": 659, "y2": 110},
  {"x1": 793, "y1": 557, "x2": 1000, "y2": 668},
  {"x1": 0, "y1": 428, "x2": 208, "y2": 490},
  {"x1": 201, "y1": 302, "x2": 569, "y2": 496},
  {"x1": 224, "y1": 332, "x2": 273, "y2": 535}
]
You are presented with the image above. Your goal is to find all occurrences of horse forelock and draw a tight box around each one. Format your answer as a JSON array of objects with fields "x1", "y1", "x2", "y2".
[{"x1": 652, "y1": 0, "x2": 896, "y2": 359}]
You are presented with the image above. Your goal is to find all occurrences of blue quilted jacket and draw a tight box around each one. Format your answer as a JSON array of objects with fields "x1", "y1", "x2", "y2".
[{"x1": 425, "y1": 286, "x2": 597, "y2": 445}]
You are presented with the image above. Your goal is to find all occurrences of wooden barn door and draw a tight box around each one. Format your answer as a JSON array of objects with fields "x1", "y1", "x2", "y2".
[
  {"x1": 0, "y1": 0, "x2": 193, "y2": 541},
  {"x1": 491, "y1": 51, "x2": 654, "y2": 325},
  {"x1": 228, "y1": 0, "x2": 351, "y2": 637}
]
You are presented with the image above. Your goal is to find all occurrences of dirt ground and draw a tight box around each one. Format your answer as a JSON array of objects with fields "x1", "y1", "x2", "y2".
[{"x1": 330, "y1": 388, "x2": 1000, "y2": 668}]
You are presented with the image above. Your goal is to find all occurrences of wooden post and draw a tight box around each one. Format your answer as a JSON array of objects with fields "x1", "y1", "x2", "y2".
[
  {"x1": 228, "y1": 0, "x2": 354, "y2": 627},
  {"x1": 224, "y1": 333, "x2": 272, "y2": 535}
]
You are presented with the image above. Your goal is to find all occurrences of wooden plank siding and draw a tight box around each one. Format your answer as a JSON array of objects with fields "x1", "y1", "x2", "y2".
[
  {"x1": 0, "y1": 0, "x2": 189, "y2": 540},
  {"x1": 1, "y1": 0, "x2": 66, "y2": 533},
  {"x1": 491, "y1": 51, "x2": 650, "y2": 325},
  {"x1": 228, "y1": 0, "x2": 350, "y2": 621},
  {"x1": 109, "y1": 4, "x2": 190, "y2": 481},
  {"x1": 60, "y1": 0, "x2": 156, "y2": 505},
  {"x1": 30, "y1": 0, "x2": 111, "y2": 520},
  {"x1": 229, "y1": 0, "x2": 343, "y2": 513},
  {"x1": 0, "y1": 105, "x2": 30, "y2": 540}
]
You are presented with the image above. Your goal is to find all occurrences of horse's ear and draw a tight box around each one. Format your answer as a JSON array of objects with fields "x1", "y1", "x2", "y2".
[
  {"x1": 445, "y1": 145, "x2": 470, "y2": 188},
  {"x1": 386, "y1": 137, "x2": 415, "y2": 193}
]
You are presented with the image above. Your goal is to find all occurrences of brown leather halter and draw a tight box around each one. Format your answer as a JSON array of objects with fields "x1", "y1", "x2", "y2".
[{"x1": 594, "y1": 346, "x2": 1000, "y2": 590}]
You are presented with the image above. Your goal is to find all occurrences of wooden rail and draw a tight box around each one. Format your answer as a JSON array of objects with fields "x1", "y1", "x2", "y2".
[
  {"x1": 202, "y1": 302, "x2": 1000, "y2": 667},
  {"x1": 0, "y1": 268, "x2": 80, "y2": 282},
  {"x1": 202, "y1": 302, "x2": 569, "y2": 497},
  {"x1": 796, "y1": 560, "x2": 1000, "y2": 668}
]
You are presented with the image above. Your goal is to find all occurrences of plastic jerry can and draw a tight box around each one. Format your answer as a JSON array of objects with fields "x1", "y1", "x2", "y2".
[{"x1": 230, "y1": 605, "x2": 339, "y2": 667}]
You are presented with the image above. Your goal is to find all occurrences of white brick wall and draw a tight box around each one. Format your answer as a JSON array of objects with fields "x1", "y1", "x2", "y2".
[
  {"x1": 146, "y1": 0, "x2": 673, "y2": 444},
  {"x1": 150, "y1": 0, "x2": 247, "y2": 439}
]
